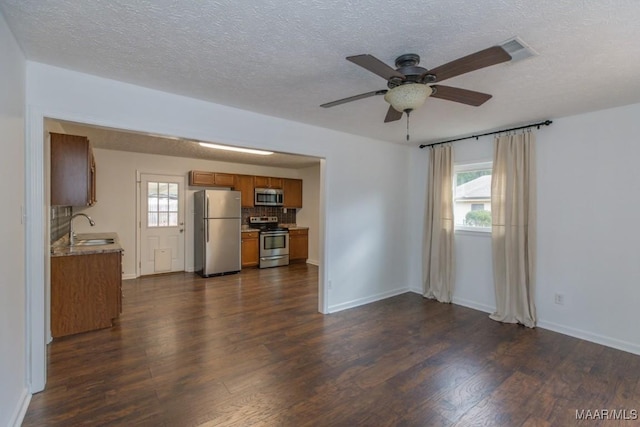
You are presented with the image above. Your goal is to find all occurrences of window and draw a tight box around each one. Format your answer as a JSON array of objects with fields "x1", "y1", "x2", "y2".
[
  {"x1": 454, "y1": 162, "x2": 492, "y2": 232},
  {"x1": 147, "y1": 181, "x2": 179, "y2": 227}
]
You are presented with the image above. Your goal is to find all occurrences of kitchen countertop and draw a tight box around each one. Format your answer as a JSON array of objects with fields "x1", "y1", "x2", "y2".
[{"x1": 51, "y1": 232, "x2": 123, "y2": 257}]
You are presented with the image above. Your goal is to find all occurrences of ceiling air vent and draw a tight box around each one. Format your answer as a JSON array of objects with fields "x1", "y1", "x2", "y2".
[{"x1": 498, "y1": 36, "x2": 538, "y2": 63}]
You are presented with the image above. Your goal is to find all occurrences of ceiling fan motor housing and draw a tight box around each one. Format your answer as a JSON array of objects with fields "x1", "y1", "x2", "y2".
[{"x1": 388, "y1": 53, "x2": 436, "y2": 88}]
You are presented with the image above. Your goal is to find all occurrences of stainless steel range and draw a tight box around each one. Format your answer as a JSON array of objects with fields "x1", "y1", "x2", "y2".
[{"x1": 248, "y1": 216, "x2": 290, "y2": 268}]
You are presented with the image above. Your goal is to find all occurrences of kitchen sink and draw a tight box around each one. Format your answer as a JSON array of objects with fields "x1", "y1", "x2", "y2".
[{"x1": 72, "y1": 238, "x2": 115, "y2": 246}]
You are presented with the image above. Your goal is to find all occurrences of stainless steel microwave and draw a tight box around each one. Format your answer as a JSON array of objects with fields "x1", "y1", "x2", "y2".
[{"x1": 254, "y1": 188, "x2": 284, "y2": 206}]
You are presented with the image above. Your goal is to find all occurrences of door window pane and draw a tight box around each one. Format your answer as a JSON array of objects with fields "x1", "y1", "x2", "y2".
[{"x1": 147, "y1": 181, "x2": 179, "y2": 228}]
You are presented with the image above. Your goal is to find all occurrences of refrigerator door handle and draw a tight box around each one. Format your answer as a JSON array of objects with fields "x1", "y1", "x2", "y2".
[{"x1": 205, "y1": 195, "x2": 209, "y2": 243}]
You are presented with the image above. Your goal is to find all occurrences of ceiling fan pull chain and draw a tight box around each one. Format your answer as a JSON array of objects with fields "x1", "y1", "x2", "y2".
[{"x1": 406, "y1": 110, "x2": 411, "y2": 141}]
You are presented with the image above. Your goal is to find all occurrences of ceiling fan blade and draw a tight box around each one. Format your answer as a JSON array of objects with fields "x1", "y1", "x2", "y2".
[
  {"x1": 320, "y1": 90, "x2": 387, "y2": 108},
  {"x1": 347, "y1": 54, "x2": 406, "y2": 81},
  {"x1": 384, "y1": 105, "x2": 403, "y2": 123},
  {"x1": 431, "y1": 85, "x2": 492, "y2": 106},
  {"x1": 428, "y1": 46, "x2": 511, "y2": 83}
]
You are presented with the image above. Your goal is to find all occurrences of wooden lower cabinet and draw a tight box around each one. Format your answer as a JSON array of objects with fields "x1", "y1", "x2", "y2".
[
  {"x1": 289, "y1": 229, "x2": 308, "y2": 263},
  {"x1": 241, "y1": 231, "x2": 259, "y2": 267},
  {"x1": 51, "y1": 251, "x2": 122, "y2": 338}
]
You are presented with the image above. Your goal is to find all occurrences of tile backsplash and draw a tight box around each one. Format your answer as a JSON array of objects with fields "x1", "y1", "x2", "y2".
[
  {"x1": 241, "y1": 207, "x2": 296, "y2": 227},
  {"x1": 51, "y1": 206, "x2": 72, "y2": 243}
]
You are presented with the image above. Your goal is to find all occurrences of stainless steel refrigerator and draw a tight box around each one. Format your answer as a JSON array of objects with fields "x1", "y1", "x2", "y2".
[{"x1": 194, "y1": 190, "x2": 241, "y2": 277}]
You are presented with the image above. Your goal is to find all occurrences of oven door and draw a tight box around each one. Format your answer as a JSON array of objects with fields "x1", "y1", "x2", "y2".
[{"x1": 259, "y1": 231, "x2": 289, "y2": 268}]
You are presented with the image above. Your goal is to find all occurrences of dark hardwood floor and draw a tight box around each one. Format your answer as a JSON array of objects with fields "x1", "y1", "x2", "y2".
[{"x1": 24, "y1": 263, "x2": 640, "y2": 426}]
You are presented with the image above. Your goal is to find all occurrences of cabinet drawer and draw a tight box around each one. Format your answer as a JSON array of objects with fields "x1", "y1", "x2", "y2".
[
  {"x1": 242, "y1": 231, "x2": 259, "y2": 239},
  {"x1": 288, "y1": 228, "x2": 308, "y2": 236}
]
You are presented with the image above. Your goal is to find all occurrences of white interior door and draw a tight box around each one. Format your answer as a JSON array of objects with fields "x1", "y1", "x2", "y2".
[{"x1": 139, "y1": 173, "x2": 185, "y2": 275}]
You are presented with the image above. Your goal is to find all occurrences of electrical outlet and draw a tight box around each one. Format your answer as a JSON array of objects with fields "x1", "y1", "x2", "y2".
[{"x1": 554, "y1": 293, "x2": 564, "y2": 305}]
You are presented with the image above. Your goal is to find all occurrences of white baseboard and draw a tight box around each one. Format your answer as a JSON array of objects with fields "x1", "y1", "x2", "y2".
[
  {"x1": 449, "y1": 296, "x2": 640, "y2": 356},
  {"x1": 122, "y1": 273, "x2": 136, "y2": 280},
  {"x1": 328, "y1": 286, "x2": 410, "y2": 313},
  {"x1": 306, "y1": 259, "x2": 319, "y2": 266},
  {"x1": 537, "y1": 319, "x2": 640, "y2": 356},
  {"x1": 451, "y1": 296, "x2": 496, "y2": 314},
  {"x1": 10, "y1": 388, "x2": 31, "y2": 427}
]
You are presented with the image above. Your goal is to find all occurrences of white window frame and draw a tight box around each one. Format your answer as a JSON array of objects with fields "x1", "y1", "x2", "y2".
[{"x1": 454, "y1": 161, "x2": 493, "y2": 234}]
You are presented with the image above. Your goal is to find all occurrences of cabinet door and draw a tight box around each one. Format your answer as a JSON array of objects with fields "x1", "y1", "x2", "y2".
[
  {"x1": 268, "y1": 177, "x2": 283, "y2": 189},
  {"x1": 189, "y1": 171, "x2": 216, "y2": 186},
  {"x1": 50, "y1": 133, "x2": 92, "y2": 206},
  {"x1": 214, "y1": 173, "x2": 235, "y2": 187},
  {"x1": 89, "y1": 150, "x2": 97, "y2": 205},
  {"x1": 241, "y1": 232, "x2": 259, "y2": 267},
  {"x1": 254, "y1": 176, "x2": 283, "y2": 189},
  {"x1": 254, "y1": 175, "x2": 270, "y2": 188},
  {"x1": 289, "y1": 229, "x2": 308, "y2": 262},
  {"x1": 51, "y1": 251, "x2": 122, "y2": 338},
  {"x1": 283, "y1": 179, "x2": 303, "y2": 208},
  {"x1": 234, "y1": 174, "x2": 255, "y2": 208}
]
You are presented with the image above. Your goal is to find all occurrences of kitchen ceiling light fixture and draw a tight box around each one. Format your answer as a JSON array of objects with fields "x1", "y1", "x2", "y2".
[{"x1": 198, "y1": 142, "x2": 274, "y2": 156}]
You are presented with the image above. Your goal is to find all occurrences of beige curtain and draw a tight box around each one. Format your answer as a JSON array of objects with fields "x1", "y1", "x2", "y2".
[
  {"x1": 423, "y1": 144, "x2": 454, "y2": 303},
  {"x1": 490, "y1": 132, "x2": 536, "y2": 327}
]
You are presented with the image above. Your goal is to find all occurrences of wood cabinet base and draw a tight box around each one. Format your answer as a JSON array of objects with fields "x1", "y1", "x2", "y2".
[
  {"x1": 289, "y1": 229, "x2": 308, "y2": 263},
  {"x1": 51, "y1": 252, "x2": 122, "y2": 338}
]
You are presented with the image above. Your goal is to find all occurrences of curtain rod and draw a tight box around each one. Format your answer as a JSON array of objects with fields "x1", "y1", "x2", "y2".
[{"x1": 419, "y1": 119, "x2": 553, "y2": 149}]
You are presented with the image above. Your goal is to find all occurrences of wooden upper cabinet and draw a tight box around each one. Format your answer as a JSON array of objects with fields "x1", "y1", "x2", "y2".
[
  {"x1": 254, "y1": 176, "x2": 283, "y2": 189},
  {"x1": 188, "y1": 171, "x2": 302, "y2": 208},
  {"x1": 214, "y1": 173, "x2": 235, "y2": 187},
  {"x1": 50, "y1": 133, "x2": 96, "y2": 206},
  {"x1": 283, "y1": 179, "x2": 303, "y2": 208},
  {"x1": 189, "y1": 171, "x2": 235, "y2": 187},
  {"x1": 234, "y1": 174, "x2": 255, "y2": 208}
]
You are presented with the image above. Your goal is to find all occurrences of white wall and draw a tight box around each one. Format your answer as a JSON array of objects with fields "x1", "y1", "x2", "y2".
[
  {"x1": 72, "y1": 148, "x2": 319, "y2": 277},
  {"x1": 0, "y1": 10, "x2": 29, "y2": 427},
  {"x1": 409, "y1": 103, "x2": 640, "y2": 355},
  {"x1": 296, "y1": 163, "x2": 321, "y2": 264},
  {"x1": 536, "y1": 104, "x2": 640, "y2": 353}
]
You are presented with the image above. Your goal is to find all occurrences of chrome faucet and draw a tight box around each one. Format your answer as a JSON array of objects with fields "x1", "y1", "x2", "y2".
[{"x1": 69, "y1": 213, "x2": 95, "y2": 245}]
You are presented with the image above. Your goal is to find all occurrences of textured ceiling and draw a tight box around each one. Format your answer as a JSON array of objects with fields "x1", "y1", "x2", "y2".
[{"x1": 3, "y1": 0, "x2": 640, "y2": 147}]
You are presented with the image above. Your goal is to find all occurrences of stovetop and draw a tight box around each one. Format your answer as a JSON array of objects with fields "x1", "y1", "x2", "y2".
[{"x1": 248, "y1": 216, "x2": 288, "y2": 233}]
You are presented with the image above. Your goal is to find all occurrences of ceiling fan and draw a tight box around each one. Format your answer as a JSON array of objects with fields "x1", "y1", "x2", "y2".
[{"x1": 320, "y1": 46, "x2": 512, "y2": 127}]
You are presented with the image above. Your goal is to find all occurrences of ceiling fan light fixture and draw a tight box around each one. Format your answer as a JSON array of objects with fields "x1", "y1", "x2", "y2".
[
  {"x1": 384, "y1": 83, "x2": 432, "y2": 112},
  {"x1": 199, "y1": 142, "x2": 273, "y2": 156}
]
